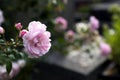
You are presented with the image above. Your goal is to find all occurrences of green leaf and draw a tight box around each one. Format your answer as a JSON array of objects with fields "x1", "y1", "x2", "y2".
[{"x1": 6, "y1": 60, "x2": 12, "y2": 74}]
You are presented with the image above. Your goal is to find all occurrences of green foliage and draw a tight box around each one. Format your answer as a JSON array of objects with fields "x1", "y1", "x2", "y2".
[
  {"x1": 104, "y1": 4, "x2": 120, "y2": 65},
  {"x1": 0, "y1": 31, "x2": 26, "y2": 74},
  {"x1": 6, "y1": 60, "x2": 12, "y2": 74},
  {"x1": 1, "y1": 0, "x2": 64, "y2": 24}
]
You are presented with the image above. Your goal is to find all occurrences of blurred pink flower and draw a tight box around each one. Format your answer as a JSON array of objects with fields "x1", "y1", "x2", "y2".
[
  {"x1": 0, "y1": 66, "x2": 8, "y2": 80},
  {"x1": 0, "y1": 26, "x2": 4, "y2": 34},
  {"x1": 100, "y1": 42, "x2": 111, "y2": 56},
  {"x1": 9, "y1": 63, "x2": 20, "y2": 78},
  {"x1": 0, "y1": 60, "x2": 26, "y2": 79},
  {"x1": 15, "y1": 22, "x2": 22, "y2": 30},
  {"x1": 89, "y1": 16, "x2": 99, "y2": 31},
  {"x1": 65, "y1": 30, "x2": 75, "y2": 42},
  {"x1": 23, "y1": 21, "x2": 51, "y2": 58},
  {"x1": 0, "y1": 10, "x2": 4, "y2": 25},
  {"x1": 19, "y1": 29, "x2": 28, "y2": 37},
  {"x1": 54, "y1": 17, "x2": 67, "y2": 31}
]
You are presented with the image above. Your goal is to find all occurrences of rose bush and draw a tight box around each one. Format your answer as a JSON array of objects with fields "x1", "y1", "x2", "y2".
[
  {"x1": 0, "y1": 0, "x2": 66, "y2": 79},
  {"x1": 0, "y1": 21, "x2": 51, "y2": 79}
]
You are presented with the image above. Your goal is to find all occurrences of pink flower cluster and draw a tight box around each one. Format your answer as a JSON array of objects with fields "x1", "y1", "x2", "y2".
[
  {"x1": 54, "y1": 17, "x2": 68, "y2": 31},
  {"x1": 89, "y1": 16, "x2": 99, "y2": 31},
  {"x1": 100, "y1": 42, "x2": 111, "y2": 56},
  {"x1": 15, "y1": 22, "x2": 22, "y2": 30},
  {"x1": 65, "y1": 30, "x2": 75, "y2": 42},
  {"x1": 19, "y1": 21, "x2": 51, "y2": 58}
]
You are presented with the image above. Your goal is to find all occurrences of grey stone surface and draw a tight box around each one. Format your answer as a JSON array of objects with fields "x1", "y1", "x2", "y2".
[{"x1": 44, "y1": 52, "x2": 107, "y2": 75}]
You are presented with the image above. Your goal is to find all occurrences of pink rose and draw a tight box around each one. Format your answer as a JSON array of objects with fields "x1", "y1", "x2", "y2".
[
  {"x1": 65, "y1": 30, "x2": 75, "y2": 42},
  {"x1": 100, "y1": 42, "x2": 111, "y2": 56},
  {"x1": 23, "y1": 21, "x2": 51, "y2": 58},
  {"x1": 89, "y1": 16, "x2": 99, "y2": 31},
  {"x1": 19, "y1": 29, "x2": 28, "y2": 37},
  {"x1": 15, "y1": 22, "x2": 22, "y2": 30},
  {"x1": 0, "y1": 26, "x2": 4, "y2": 34},
  {"x1": 54, "y1": 17, "x2": 68, "y2": 31}
]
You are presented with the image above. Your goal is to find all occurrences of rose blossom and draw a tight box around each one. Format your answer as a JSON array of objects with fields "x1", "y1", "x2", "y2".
[
  {"x1": 54, "y1": 17, "x2": 67, "y2": 31},
  {"x1": 15, "y1": 22, "x2": 22, "y2": 30},
  {"x1": 19, "y1": 29, "x2": 28, "y2": 37},
  {"x1": 100, "y1": 42, "x2": 111, "y2": 56},
  {"x1": 22, "y1": 21, "x2": 51, "y2": 58},
  {"x1": 89, "y1": 16, "x2": 99, "y2": 31},
  {"x1": 0, "y1": 26, "x2": 4, "y2": 34},
  {"x1": 65, "y1": 30, "x2": 75, "y2": 42}
]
